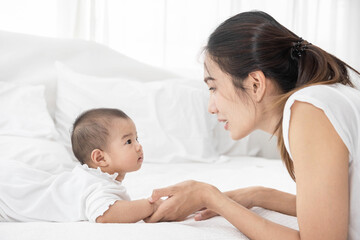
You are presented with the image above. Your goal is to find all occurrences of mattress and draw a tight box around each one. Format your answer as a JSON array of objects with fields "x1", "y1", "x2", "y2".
[{"x1": 0, "y1": 157, "x2": 298, "y2": 240}]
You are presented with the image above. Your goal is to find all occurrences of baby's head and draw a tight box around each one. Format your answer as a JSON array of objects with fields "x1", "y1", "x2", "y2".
[{"x1": 71, "y1": 108, "x2": 143, "y2": 180}]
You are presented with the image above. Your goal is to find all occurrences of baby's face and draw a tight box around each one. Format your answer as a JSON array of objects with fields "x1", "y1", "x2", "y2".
[{"x1": 103, "y1": 118, "x2": 144, "y2": 175}]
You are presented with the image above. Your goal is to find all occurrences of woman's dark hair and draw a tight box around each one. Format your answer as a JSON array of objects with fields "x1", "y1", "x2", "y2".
[
  {"x1": 71, "y1": 108, "x2": 130, "y2": 164},
  {"x1": 205, "y1": 10, "x2": 359, "y2": 180}
]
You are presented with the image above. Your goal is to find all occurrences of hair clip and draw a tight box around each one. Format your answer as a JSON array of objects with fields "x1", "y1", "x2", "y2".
[{"x1": 291, "y1": 37, "x2": 311, "y2": 59}]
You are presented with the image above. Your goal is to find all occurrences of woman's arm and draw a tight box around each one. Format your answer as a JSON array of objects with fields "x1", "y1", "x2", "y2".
[
  {"x1": 207, "y1": 191, "x2": 301, "y2": 239},
  {"x1": 287, "y1": 101, "x2": 349, "y2": 239},
  {"x1": 196, "y1": 187, "x2": 296, "y2": 221},
  {"x1": 228, "y1": 187, "x2": 296, "y2": 216},
  {"x1": 96, "y1": 199, "x2": 159, "y2": 223}
]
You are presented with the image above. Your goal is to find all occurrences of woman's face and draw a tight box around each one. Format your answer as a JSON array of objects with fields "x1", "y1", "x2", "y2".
[{"x1": 204, "y1": 55, "x2": 257, "y2": 140}]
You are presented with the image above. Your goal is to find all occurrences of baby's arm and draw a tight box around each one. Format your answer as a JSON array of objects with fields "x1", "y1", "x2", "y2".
[{"x1": 96, "y1": 199, "x2": 158, "y2": 223}]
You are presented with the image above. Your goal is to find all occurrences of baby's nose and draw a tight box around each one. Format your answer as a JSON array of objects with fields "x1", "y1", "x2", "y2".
[{"x1": 136, "y1": 142, "x2": 142, "y2": 151}]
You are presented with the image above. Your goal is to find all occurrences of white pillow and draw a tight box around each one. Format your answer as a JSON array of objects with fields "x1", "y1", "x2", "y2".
[
  {"x1": 0, "y1": 136, "x2": 75, "y2": 174},
  {"x1": 55, "y1": 62, "x2": 220, "y2": 163},
  {"x1": 0, "y1": 81, "x2": 58, "y2": 139},
  {"x1": 0, "y1": 30, "x2": 178, "y2": 119}
]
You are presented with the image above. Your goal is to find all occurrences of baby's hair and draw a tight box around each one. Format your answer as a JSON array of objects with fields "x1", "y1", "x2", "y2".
[{"x1": 71, "y1": 108, "x2": 130, "y2": 165}]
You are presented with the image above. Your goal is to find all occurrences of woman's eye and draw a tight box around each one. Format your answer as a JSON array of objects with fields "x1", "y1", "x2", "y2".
[
  {"x1": 209, "y1": 87, "x2": 216, "y2": 91},
  {"x1": 126, "y1": 139, "x2": 132, "y2": 145}
]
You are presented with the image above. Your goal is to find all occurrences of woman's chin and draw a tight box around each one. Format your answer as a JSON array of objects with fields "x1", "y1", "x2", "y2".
[
  {"x1": 230, "y1": 130, "x2": 249, "y2": 141},
  {"x1": 229, "y1": 132, "x2": 240, "y2": 140}
]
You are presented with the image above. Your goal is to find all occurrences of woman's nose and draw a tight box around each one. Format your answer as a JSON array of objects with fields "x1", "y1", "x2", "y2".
[{"x1": 208, "y1": 95, "x2": 218, "y2": 114}]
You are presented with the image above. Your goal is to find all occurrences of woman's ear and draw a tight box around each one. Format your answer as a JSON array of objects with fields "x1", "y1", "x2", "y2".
[
  {"x1": 248, "y1": 71, "x2": 267, "y2": 102},
  {"x1": 90, "y1": 149, "x2": 108, "y2": 167}
]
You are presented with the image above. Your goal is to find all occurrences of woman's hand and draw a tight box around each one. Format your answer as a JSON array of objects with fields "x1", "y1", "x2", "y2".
[
  {"x1": 151, "y1": 198, "x2": 164, "y2": 213},
  {"x1": 194, "y1": 186, "x2": 261, "y2": 221},
  {"x1": 145, "y1": 180, "x2": 222, "y2": 223}
]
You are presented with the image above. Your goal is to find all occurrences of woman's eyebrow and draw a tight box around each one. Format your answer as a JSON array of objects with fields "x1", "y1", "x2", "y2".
[{"x1": 204, "y1": 76, "x2": 215, "y2": 83}]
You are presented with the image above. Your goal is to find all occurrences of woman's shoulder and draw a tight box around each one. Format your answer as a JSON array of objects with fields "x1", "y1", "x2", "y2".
[
  {"x1": 291, "y1": 82, "x2": 357, "y2": 98},
  {"x1": 285, "y1": 83, "x2": 360, "y2": 116},
  {"x1": 282, "y1": 83, "x2": 360, "y2": 160}
]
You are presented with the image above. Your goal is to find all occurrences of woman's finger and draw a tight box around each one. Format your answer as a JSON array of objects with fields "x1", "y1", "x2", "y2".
[
  {"x1": 144, "y1": 210, "x2": 163, "y2": 223},
  {"x1": 145, "y1": 200, "x2": 171, "y2": 223},
  {"x1": 149, "y1": 187, "x2": 174, "y2": 203},
  {"x1": 144, "y1": 208, "x2": 164, "y2": 223}
]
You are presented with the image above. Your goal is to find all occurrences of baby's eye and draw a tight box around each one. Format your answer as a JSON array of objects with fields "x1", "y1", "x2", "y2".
[
  {"x1": 126, "y1": 139, "x2": 132, "y2": 145},
  {"x1": 136, "y1": 137, "x2": 139, "y2": 142}
]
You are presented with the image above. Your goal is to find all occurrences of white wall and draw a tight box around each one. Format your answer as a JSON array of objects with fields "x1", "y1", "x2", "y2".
[{"x1": 0, "y1": 0, "x2": 359, "y2": 79}]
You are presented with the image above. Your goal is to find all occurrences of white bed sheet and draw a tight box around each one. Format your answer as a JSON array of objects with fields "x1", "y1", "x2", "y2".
[{"x1": 0, "y1": 157, "x2": 297, "y2": 240}]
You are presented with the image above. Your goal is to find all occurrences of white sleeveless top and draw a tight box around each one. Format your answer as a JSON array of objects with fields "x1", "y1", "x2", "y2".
[{"x1": 282, "y1": 83, "x2": 360, "y2": 239}]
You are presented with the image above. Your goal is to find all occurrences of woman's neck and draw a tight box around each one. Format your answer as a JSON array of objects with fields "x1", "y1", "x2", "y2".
[{"x1": 256, "y1": 95, "x2": 283, "y2": 135}]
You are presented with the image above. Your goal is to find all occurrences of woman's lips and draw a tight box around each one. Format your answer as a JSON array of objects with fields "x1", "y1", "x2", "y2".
[
  {"x1": 219, "y1": 119, "x2": 229, "y2": 130},
  {"x1": 224, "y1": 121, "x2": 229, "y2": 130}
]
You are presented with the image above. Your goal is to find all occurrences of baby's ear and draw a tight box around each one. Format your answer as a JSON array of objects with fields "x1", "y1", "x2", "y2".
[{"x1": 90, "y1": 149, "x2": 108, "y2": 167}]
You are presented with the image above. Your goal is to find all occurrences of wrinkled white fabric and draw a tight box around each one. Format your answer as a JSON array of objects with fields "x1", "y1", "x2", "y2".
[
  {"x1": 0, "y1": 162, "x2": 130, "y2": 222},
  {"x1": 282, "y1": 83, "x2": 360, "y2": 240}
]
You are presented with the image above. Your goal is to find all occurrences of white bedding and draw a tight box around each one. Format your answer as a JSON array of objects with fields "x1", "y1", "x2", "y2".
[{"x1": 0, "y1": 157, "x2": 298, "y2": 240}]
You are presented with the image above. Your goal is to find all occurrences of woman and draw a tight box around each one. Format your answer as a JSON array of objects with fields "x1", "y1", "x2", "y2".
[{"x1": 147, "y1": 11, "x2": 360, "y2": 239}]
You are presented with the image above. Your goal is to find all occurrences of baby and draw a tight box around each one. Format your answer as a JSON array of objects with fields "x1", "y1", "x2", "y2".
[
  {"x1": 0, "y1": 108, "x2": 160, "y2": 223},
  {"x1": 71, "y1": 107, "x2": 161, "y2": 223}
]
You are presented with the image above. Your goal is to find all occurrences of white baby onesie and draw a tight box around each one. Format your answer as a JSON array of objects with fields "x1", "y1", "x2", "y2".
[{"x1": 0, "y1": 162, "x2": 130, "y2": 222}]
